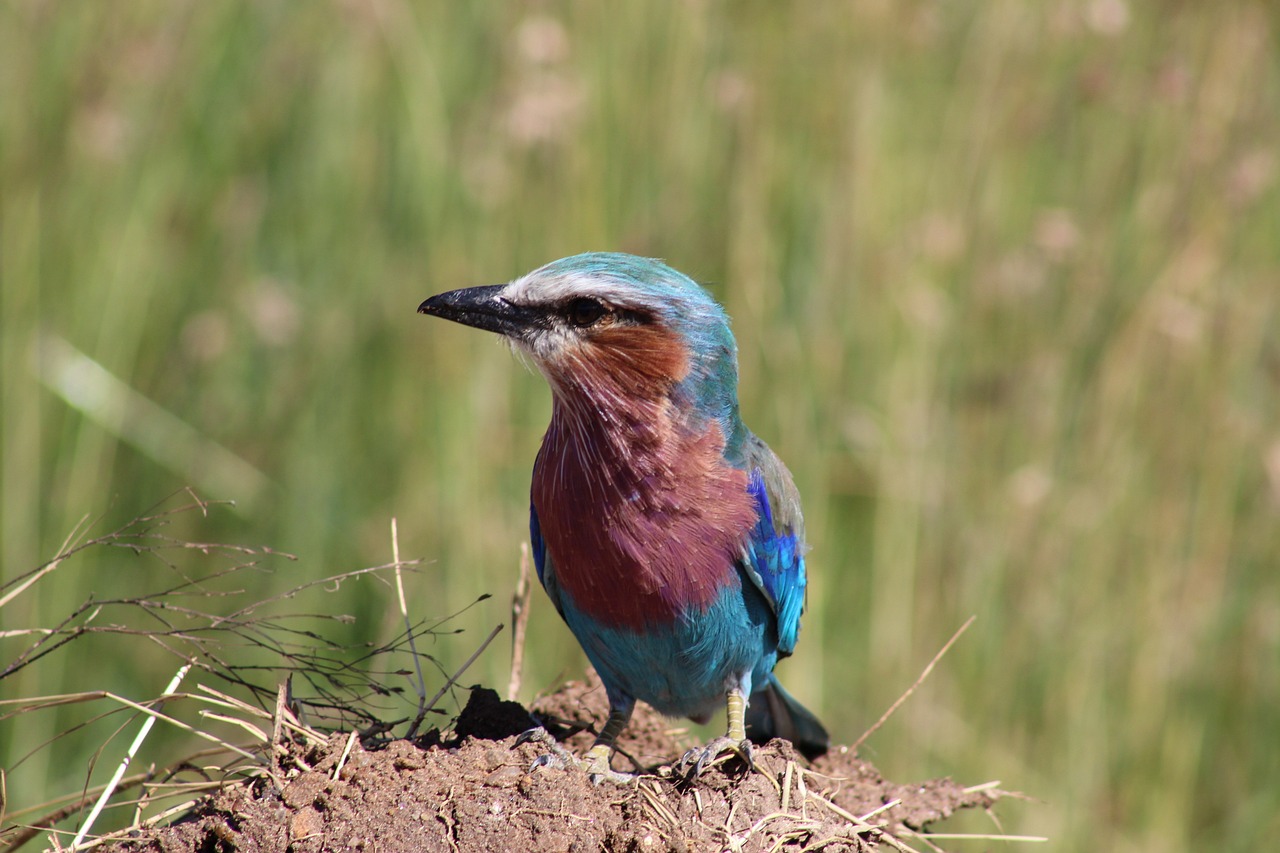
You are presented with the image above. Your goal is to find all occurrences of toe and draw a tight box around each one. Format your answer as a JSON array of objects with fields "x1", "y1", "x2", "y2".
[
  {"x1": 514, "y1": 725, "x2": 553, "y2": 748},
  {"x1": 579, "y1": 744, "x2": 636, "y2": 785},
  {"x1": 681, "y1": 736, "x2": 756, "y2": 776},
  {"x1": 514, "y1": 727, "x2": 635, "y2": 783},
  {"x1": 514, "y1": 726, "x2": 575, "y2": 773},
  {"x1": 530, "y1": 752, "x2": 566, "y2": 771}
]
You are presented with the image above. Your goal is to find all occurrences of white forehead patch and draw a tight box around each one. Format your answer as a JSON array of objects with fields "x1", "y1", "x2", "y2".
[{"x1": 502, "y1": 269, "x2": 664, "y2": 313}]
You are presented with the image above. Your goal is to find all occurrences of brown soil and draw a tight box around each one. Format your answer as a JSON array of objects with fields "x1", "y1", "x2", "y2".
[{"x1": 106, "y1": 676, "x2": 1006, "y2": 852}]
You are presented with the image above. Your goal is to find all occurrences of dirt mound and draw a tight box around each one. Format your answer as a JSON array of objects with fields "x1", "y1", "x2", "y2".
[{"x1": 106, "y1": 678, "x2": 1005, "y2": 852}]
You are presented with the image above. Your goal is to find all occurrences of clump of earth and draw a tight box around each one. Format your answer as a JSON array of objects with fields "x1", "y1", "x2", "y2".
[{"x1": 107, "y1": 675, "x2": 1008, "y2": 852}]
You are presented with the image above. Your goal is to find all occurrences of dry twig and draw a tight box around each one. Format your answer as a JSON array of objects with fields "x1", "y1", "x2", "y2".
[
  {"x1": 508, "y1": 543, "x2": 533, "y2": 701},
  {"x1": 853, "y1": 615, "x2": 976, "y2": 752}
]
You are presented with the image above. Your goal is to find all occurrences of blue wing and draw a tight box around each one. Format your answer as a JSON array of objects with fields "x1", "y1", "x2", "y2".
[
  {"x1": 529, "y1": 502, "x2": 567, "y2": 620},
  {"x1": 739, "y1": 435, "x2": 807, "y2": 657}
]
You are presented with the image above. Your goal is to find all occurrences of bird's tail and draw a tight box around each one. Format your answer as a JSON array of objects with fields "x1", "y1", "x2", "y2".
[{"x1": 746, "y1": 675, "x2": 829, "y2": 760}]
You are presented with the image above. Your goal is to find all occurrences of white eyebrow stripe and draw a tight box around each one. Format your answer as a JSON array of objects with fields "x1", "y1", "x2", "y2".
[{"x1": 503, "y1": 272, "x2": 665, "y2": 313}]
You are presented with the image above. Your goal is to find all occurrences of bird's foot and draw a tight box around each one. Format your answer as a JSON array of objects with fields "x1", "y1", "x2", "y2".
[
  {"x1": 514, "y1": 726, "x2": 576, "y2": 769},
  {"x1": 678, "y1": 735, "x2": 756, "y2": 777},
  {"x1": 514, "y1": 727, "x2": 635, "y2": 785}
]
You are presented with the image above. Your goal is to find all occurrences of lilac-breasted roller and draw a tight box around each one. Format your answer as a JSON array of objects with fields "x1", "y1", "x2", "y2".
[{"x1": 419, "y1": 253, "x2": 828, "y2": 781}]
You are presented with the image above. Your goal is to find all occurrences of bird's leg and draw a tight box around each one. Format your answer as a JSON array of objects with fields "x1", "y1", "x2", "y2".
[
  {"x1": 577, "y1": 703, "x2": 632, "y2": 781},
  {"x1": 516, "y1": 699, "x2": 636, "y2": 785},
  {"x1": 679, "y1": 687, "x2": 756, "y2": 776}
]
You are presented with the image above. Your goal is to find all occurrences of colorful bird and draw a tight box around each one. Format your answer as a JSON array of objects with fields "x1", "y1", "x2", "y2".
[{"x1": 419, "y1": 253, "x2": 828, "y2": 781}]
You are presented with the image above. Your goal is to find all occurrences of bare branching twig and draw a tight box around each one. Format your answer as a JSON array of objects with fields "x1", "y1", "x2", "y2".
[{"x1": 0, "y1": 493, "x2": 500, "y2": 852}]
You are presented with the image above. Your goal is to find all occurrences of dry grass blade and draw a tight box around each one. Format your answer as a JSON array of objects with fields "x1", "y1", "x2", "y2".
[
  {"x1": 900, "y1": 831, "x2": 1049, "y2": 843},
  {"x1": 390, "y1": 519, "x2": 429, "y2": 739},
  {"x1": 71, "y1": 665, "x2": 192, "y2": 848},
  {"x1": 738, "y1": 812, "x2": 823, "y2": 846},
  {"x1": 0, "y1": 514, "x2": 91, "y2": 610},
  {"x1": 637, "y1": 783, "x2": 679, "y2": 828},
  {"x1": 858, "y1": 798, "x2": 900, "y2": 822},
  {"x1": 0, "y1": 778, "x2": 147, "y2": 853},
  {"x1": 95, "y1": 692, "x2": 257, "y2": 762},
  {"x1": 853, "y1": 616, "x2": 976, "y2": 752},
  {"x1": 332, "y1": 731, "x2": 358, "y2": 781},
  {"x1": 961, "y1": 780, "x2": 1000, "y2": 793},
  {"x1": 197, "y1": 711, "x2": 269, "y2": 744},
  {"x1": 192, "y1": 684, "x2": 325, "y2": 746},
  {"x1": 804, "y1": 791, "x2": 923, "y2": 853},
  {"x1": 52, "y1": 796, "x2": 205, "y2": 853}
]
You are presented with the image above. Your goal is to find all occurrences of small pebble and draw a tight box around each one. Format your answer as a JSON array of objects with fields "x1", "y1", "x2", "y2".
[
  {"x1": 484, "y1": 764, "x2": 526, "y2": 788},
  {"x1": 290, "y1": 807, "x2": 323, "y2": 841}
]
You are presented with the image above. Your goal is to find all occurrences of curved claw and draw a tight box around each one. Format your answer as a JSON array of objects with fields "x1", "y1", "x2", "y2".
[
  {"x1": 513, "y1": 726, "x2": 556, "y2": 749},
  {"x1": 679, "y1": 735, "x2": 756, "y2": 776},
  {"x1": 530, "y1": 752, "x2": 567, "y2": 771}
]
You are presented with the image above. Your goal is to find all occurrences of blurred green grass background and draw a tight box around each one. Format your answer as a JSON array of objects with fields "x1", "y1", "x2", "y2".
[{"x1": 3, "y1": 1, "x2": 1279, "y2": 849}]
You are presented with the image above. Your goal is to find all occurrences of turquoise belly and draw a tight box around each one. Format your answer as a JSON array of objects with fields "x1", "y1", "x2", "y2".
[{"x1": 556, "y1": 573, "x2": 780, "y2": 721}]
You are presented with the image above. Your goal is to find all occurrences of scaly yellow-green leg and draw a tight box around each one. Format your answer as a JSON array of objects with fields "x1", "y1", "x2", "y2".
[{"x1": 679, "y1": 687, "x2": 757, "y2": 776}]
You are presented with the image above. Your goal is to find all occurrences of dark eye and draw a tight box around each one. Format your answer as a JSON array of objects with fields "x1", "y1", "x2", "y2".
[{"x1": 565, "y1": 297, "x2": 607, "y2": 328}]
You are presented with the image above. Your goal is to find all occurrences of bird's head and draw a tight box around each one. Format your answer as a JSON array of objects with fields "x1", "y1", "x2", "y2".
[{"x1": 419, "y1": 253, "x2": 742, "y2": 430}]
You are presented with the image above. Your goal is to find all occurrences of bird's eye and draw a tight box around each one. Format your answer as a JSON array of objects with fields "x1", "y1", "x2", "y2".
[{"x1": 565, "y1": 297, "x2": 607, "y2": 328}]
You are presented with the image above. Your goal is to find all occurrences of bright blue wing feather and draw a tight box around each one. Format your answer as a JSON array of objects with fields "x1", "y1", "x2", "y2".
[{"x1": 740, "y1": 438, "x2": 807, "y2": 657}]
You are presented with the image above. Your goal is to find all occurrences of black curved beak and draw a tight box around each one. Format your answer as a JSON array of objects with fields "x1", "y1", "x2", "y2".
[{"x1": 417, "y1": 285, "x2": 541, "y2": 339}]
